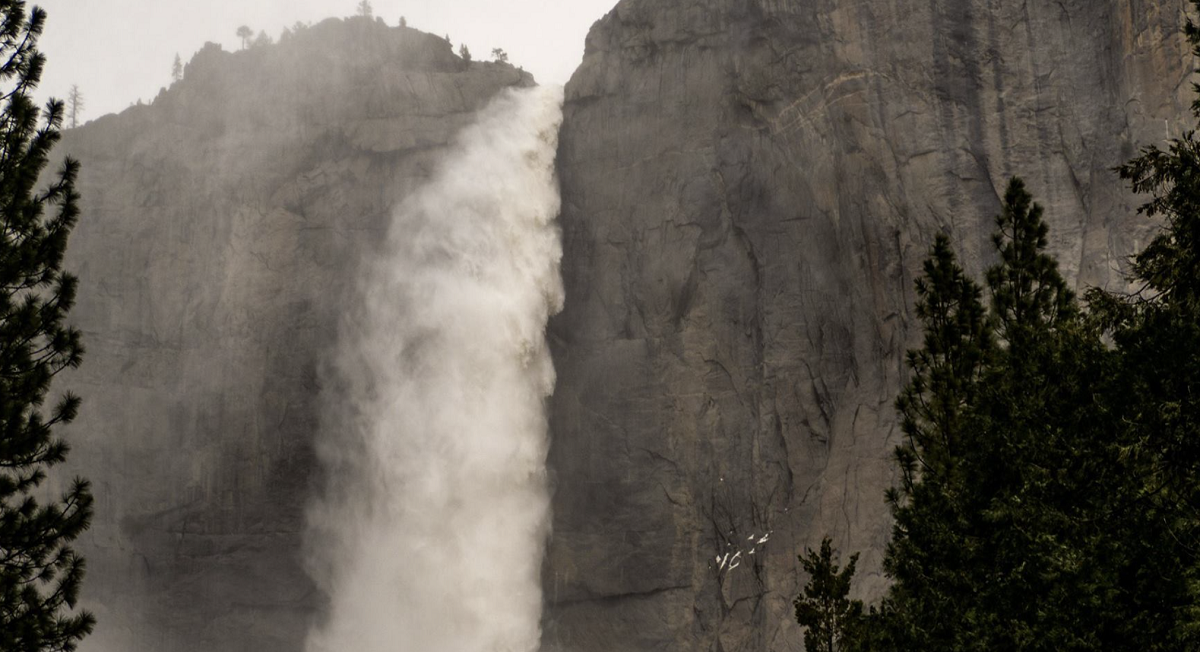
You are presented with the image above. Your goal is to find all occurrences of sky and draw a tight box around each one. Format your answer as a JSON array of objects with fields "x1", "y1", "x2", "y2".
[{"x1": 32, "y1": 0, "x2": 617, "y2": 119}]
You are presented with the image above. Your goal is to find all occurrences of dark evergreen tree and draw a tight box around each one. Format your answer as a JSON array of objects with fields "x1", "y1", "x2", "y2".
[
  {"x1": 894, "y1": 233, "x2": 992, "y2": 485},
  {"x1": 171, "y1": 53, "x2": 182, "y2": 83},
  {"x1": 1099, "y1": 1, "x2": 1200, "y2": 645},
  {"x1": 879, "y1": 232, "x2": 992, "y2": 651},
  {"x1": 849, "y1": 6, "x2": 1200, "y2": 649},
  {"x1": 870, "y1": 174, "x2": 1199, "y2": 651},
  {"x1": 0, "y1": 2, "x2": 94, "y2": 651},
  {"x1": 795, "y1": 538, "x2": 863, "y2": 652},
  {"x1": 987, "y1": 179, "x2": 1076, "y2": 335},
  {"x1": 874, "y1": 179, "x2": 1113, "y2": 651},
  {"x1": 802, "y1": 4, "x2": 1200, "y2": 649},
  {"x1": 965, "y1": 178, "x2": 1099, "y2": 651}
]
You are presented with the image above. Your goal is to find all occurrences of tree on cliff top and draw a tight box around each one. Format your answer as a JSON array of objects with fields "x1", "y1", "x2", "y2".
[
  {"x1": 236, "y1": 25, "x2": 252, "y2": 49},
  {"x1": 0, "y1": 2, "x2": 94, "y2": 651},
  {"x1": 65, "y1": 84, "x2": 81, "y2": 129}
]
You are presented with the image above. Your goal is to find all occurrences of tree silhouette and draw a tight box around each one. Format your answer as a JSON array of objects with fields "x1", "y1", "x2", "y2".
[
  {"x1": 795, "y1": 538, "x2": 863, "y2": 652},
  {"x1": 459, "y1": 44, "x2": 471, "y2": 62},
  {"x1": 356, "y1": 0, "x2": 373, "y2": 17},
  {"x1": 491, "y1": 48, "x2": 508, "y2": 63},
  {"x1": 0, "y1": 3, "x2": 94, "y2": 650},
  {"x1": 171, "y1": 53, "x2": 182, "y2": 83},
  {"x1": 67, "y1": 85, "x2": 82, "y2": 128},
  {"x1": 236, "y1": 25, "x2": 252, "y2": 49}
]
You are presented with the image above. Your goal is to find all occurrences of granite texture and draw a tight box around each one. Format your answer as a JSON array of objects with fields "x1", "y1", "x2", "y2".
[
  {"x1": 544, "y1": 1, "x2": 1196, "y2": 650},
  {"x1": 45, "y1": 3, "x2": 1200, "y2": 651}
]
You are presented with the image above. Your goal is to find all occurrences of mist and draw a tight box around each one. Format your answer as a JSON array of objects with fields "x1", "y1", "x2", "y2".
[
  {"x1": 33, "y1": 0, "x2": 616, "y2": 118},
  {"x1": 302, "y1": 84, "x2": 565, "y2": 652}
]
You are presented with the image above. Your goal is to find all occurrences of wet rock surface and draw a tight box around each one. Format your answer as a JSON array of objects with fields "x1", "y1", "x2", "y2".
[{"x1": 545, "y1": 1, "x2": 1195, "y2": 650}]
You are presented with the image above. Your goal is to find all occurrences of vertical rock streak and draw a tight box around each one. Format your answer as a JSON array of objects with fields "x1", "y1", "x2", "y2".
[{"x1": 304, "y1": 86, "x2": 565, "y2": 652}]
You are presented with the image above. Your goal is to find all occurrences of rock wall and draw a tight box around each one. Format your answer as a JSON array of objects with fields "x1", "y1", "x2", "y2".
[
  {"x1": 545, "y1": 1, "x2": 1195, "y2": 650},
  {"x1": 46, "y1": 3, "x2": 1200, "y2": 651},
  {"x1": 56, "y1": 18, "x2": 529, "y2": 652}
]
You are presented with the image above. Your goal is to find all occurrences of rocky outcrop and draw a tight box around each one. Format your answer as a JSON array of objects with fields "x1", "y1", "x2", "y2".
[
  {"x1": 57, "y1": 18, "x2": 528, "y2": 652},
  {"x1": 545, "y1": 1, "x2": 1195, "y2": 650}
]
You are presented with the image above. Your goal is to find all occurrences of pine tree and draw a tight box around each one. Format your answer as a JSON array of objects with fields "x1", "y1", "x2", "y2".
[
  {"x1": 895, "y1": 234, "x2": 992, "y2": 483},
  {"x1": 880, "y1": 232, "x2": 992, "y2": 651},
  {"x1": 459, "y1": 44, "x2": 471, "y2": 62},
  {"x1": 862, "y1": 7, "x2": 1200, "y2": 648},
  {"x1": 871, "y1": 175, "x2": 1200, "y2": 651},
  {"x1": 1100, "y1": 1, "x2": 1200, "y2": 644},
  {"x1": 492, "y1": 48, "x2": 508, "y2": 63},
  {"x1": 967, "y1": 178, "x2": 1098, "y2": 651},
  {"x1": 171, "y1": 53, "x2": 182, "y2": 83},
  {"x1": 0, "y1": 3, "x2": 94, "y2": 651},
  {"x1": 877, "y1": 180, "x2": 1097, "y2": 650},
  {"x1": 795, "y1": 538, "x2": 863, "y2": 652},
  {"x1": 986, "y1": 178, "x2": 1076, "y2": 347},
  {"x1": 236, "y1": 25, "x2": 252, "y2": 50},
  {"x1": 356, "y1": 0, "x2": 373, "y2": 18},
  {"x1": 65, "y1": 85, "x2": 81, "y2": 129}
]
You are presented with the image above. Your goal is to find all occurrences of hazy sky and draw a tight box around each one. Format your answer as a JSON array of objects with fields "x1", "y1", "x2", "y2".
[{"x1": 32, "y1": 0, "x2": 616, "y2": 119}]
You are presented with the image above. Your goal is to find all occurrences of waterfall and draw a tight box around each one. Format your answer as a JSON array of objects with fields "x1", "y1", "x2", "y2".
[{"x1": 303, "y1": 85, "x2": 565, "y2": 652}]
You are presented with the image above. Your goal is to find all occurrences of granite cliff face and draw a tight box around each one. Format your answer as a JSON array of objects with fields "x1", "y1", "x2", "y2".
[
  {"x1": 45, "y1": 2, "x2": 1200, "y2": 652},
  {"x1": 545, "y1": 1, "x2": 1195, "y2": 650},
  {"x1": 57, "y1": 19, "x2": 529, "y2": 652}
]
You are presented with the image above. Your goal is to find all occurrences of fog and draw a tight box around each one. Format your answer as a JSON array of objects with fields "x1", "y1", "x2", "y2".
[{"x1": 32, "y1": 0, "x2": 614, "y2": 118}]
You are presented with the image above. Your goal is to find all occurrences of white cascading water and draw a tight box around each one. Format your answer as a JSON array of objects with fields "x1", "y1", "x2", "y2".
[{"x1": 303, "y1": 85, "x2": 565, "y2": 652}]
